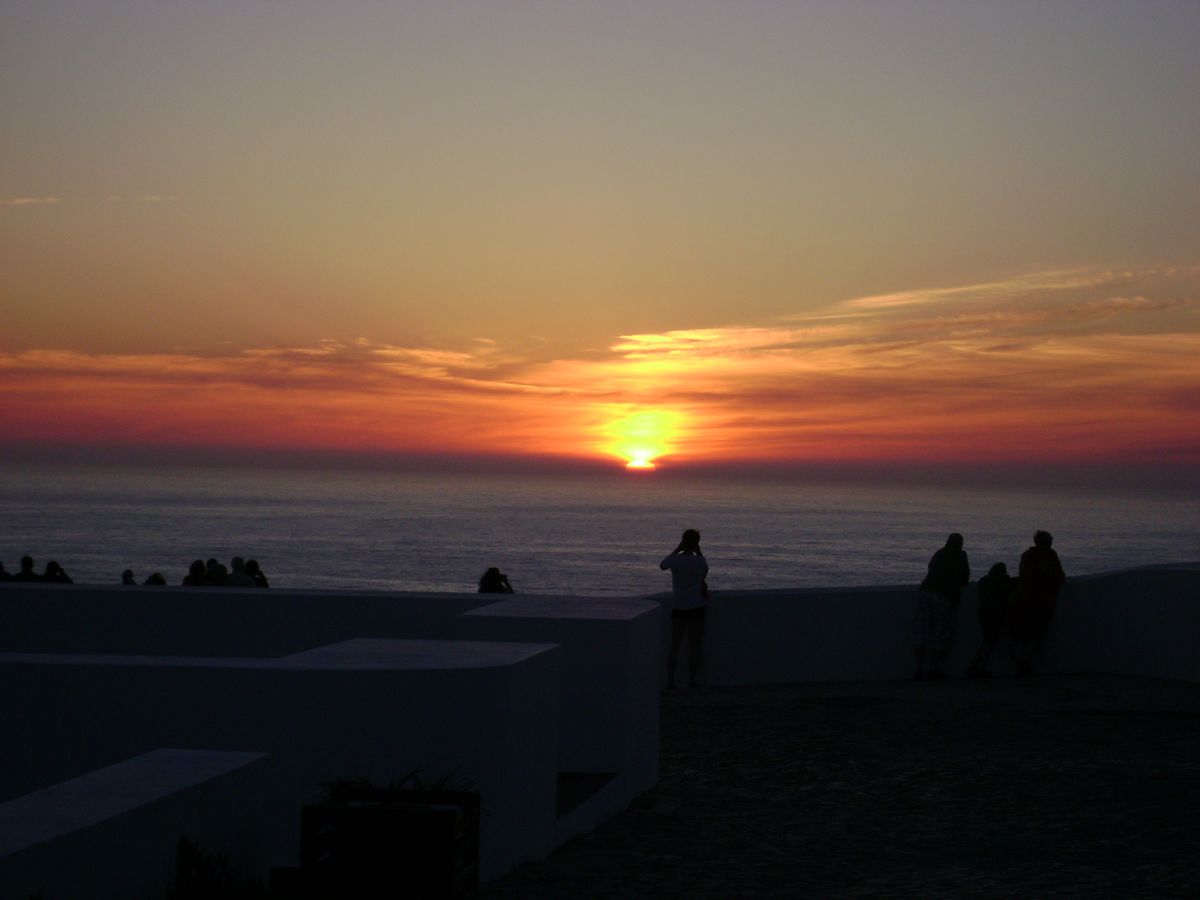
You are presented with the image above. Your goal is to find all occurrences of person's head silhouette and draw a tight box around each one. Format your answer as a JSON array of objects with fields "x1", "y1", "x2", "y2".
[
  {"x1": 680, "y1": 529, "x2": 701, "y2": 553},
  {"x1": 946, "y1": 533, "x2": 964, "y2": 550},
  {"x1": 1034, "y1": 530, "x2": 1053, "y2": 548}
]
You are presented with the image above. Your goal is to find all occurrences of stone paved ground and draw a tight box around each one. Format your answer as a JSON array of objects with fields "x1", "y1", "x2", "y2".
[{"x1": 485, "y1": 675, "x2": 1200, "y2": 898}]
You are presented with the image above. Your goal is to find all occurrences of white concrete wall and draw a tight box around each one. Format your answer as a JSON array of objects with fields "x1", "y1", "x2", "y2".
[
  {"x1": 0, "y1": 749, "x2": 271, "y2": 900},
  {"x1": 1039, "y1": 566, "x2": 1200, "y2": 682},
  {"x1": 0, "y1": 584, "x2": 492, "y2": 656},
  {"x1": 457, "y1": 596, "x2": 661, "y2": 840},
  {"x1": 0, "y1": 639, "x2": 561, "y2": 882},
  {"x1": 655, "y1": 564, "x2": 1200, "y2": 685}
]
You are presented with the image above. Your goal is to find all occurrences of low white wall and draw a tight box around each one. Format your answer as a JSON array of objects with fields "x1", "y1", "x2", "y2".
[
  {"x1": 1040, "y1": 566, "x2": 1200, "y2": 682},
  {"x1": 657, "y1": 564, "x2": 1200, "y2": 685},
  {"x1": 0, "y1": 749, "x2": 271, "y2": 900},
  {"x1": 457, "y1": 596, "x2": 661, "y2": 841},
  {"x1": 0, "y1": 639, "x2": 561, "y2": 882},
  {"x1": 0, "y1": 584, "x2": 493, "y2": 656}
]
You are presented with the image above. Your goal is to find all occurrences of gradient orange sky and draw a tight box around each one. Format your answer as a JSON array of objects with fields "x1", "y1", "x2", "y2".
[{"x1": 3, "y1": 3, "x2": 1199, "y2": 474}]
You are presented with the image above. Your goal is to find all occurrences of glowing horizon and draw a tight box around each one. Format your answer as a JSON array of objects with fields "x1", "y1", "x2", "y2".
[{"x1": 2, "y1": 267, "x2": 1197, "y2": 472}]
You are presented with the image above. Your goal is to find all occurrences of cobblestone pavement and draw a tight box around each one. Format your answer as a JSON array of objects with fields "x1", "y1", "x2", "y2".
[{"x1": 484, "y1": 675, "x2": 1200, "y2": 898}]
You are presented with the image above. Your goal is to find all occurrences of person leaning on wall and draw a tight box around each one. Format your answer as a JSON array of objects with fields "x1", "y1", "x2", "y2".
[{"x1": 913, "y1": 533, "x2": 970, "y2": 680}]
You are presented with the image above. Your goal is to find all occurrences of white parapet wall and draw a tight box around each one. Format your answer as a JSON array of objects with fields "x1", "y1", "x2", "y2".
[
  {"x1": 655, "y1": 563, "x2": 1200, "y2": 685},
  {"x1": 0, "y1": 749, "x2": 271, "y2": 900},
  {"x1": 0, "y1": 584, "x2": 496, "y2": 656},
  {"x1": 0, "y1": 639, "x2": 561, "y2": 883},
  {"x1": 457, "y1": 596, "x2": 661, "y2": 842}
]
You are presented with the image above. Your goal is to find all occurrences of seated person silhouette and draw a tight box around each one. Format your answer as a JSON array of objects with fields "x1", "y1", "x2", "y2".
[
  {"x1": 143, "y1": 572, "x2": 167, "y2": 586},
  {"x1": 182, "y1": 560, "x2": 206, "y2": 586},
  {"x1": 245, "y1": 559, "x2": 270, "y2": 588},
  {"x1": 13, "y1": 556, "x2": 41, "y2": 582},
  {"x1": 478, "y1": 567, "x2": 514, "y2": 593},
  {"x1": 121, "y1": 569, "x2": 137, "y2": 585},
  {"x1": 43, "y1": 560, "x2": 73, "y2": 584},
  {"x1": 225, "y1": 556, "x2": 256, "y2": 587},
  {"x1": 203, "y1": 558, "x2": 228, "y2": 586}
]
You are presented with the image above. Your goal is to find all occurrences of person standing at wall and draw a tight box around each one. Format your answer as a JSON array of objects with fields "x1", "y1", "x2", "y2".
[
  {"x1": 913, "y1": 533, "x2": 971, "y2": 680},
  {"x1": 966, "y1": 561, "x2": 1017, "y2": 678},
  {"x1": 660, "y1": 528, "x2": 709, "y2": 689},
  {"x1": 1010, "y1": 530, "x2": 1066, "y2": 676}
]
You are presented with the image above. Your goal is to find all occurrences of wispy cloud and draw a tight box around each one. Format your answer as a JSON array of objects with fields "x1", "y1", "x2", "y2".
[
  {"x1": 839, "y1": 269, "x2": 1130, "y2": 310},
  {"x1": 104, "y1": 194, "x2": 176, "y2": 203},
  {"x1": 1, "y1": 196, "x2": 60, "y2": 207}
]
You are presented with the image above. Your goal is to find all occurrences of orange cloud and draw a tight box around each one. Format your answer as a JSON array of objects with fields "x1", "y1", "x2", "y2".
[{"x1": 2, "y1": 266, "x2": 1197, "y2": 469}]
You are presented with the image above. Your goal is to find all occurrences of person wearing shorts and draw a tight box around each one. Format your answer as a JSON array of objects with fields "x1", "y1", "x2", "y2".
[{"x1": 660, "y1": 528, "x2": 709, "y2": 689}]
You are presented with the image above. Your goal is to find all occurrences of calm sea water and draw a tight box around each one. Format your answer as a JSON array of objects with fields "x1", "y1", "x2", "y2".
[{"x1": 0, "y1": 463, "x2": 1196, "y2": 595}]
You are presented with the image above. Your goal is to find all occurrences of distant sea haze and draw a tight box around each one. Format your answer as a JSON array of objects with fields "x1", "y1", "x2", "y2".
[{"x1": 1, "y1": 463, "x2": 1197, "y2": 595}]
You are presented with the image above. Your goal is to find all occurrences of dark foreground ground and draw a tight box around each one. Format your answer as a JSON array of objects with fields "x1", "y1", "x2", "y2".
[{"x1": 485, "y1": 674, "x2": 1200, "y2": 898}]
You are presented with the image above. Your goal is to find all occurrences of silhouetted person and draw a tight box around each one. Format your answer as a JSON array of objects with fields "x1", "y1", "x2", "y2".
[
  {"x1": 143, "y1": 572, "x2": 167, "y2": 586},
  {"x1": 0, "y1": 561, "x2": 12, "y2": 582},
  {"x1": 225, "y1": 556, "x2": 256, "y2": 587},
  {"x1": 478, "y1": 567, "x2": 514, "y2": 593},
  {"x1": 182, "y1": 560, "x2": 206, "y2": 586},
  {"x1": 203, "y1": 558, "x2": 227, "y2": 586},
  {"x1": 245, "y1": 559, "x2": 269, "y2": 588},
  {"x1": 660, "y1": 528, "x2": 709, "y2": 689},
  {"x1": 1010, "y1": 530, "x2": 1066, "y2": 676},
  {"x1": 42, "y1": 561, "x2": 72, "y2": 584},
  {"x1": 966, "y1": 562, "x2": 1017, "y2": 678},
  {"x1": 13, "y1": 556, "x2": 41, "y2": 582},
  {"x1": 121, "y1": 569, "x2": 137, "y2": 585},
  {"x1": 913, "y1": 533, "x2": 970, "y2": 680}
]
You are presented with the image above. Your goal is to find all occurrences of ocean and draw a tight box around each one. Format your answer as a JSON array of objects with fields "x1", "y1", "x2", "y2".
[{"x1": 1, "y1": 463, "x2": 1196, "y2": 596}]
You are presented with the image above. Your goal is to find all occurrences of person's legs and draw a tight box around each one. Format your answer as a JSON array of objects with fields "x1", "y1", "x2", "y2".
[
  {"x1": 913, "y1": 592, "x2": 932, "y2": 679},
  {"x1": 927, "y1": 595, "x2": 953, "y2": 677},
  {"x1": 966, "y1": 640, "x2": 986, "y2": 676},
  {"x1": 667, "y1": 617, "x2": 686, "y2": 689},
  {"x1": 686, "y1": 616, "x2": 705, "y2": 687}
]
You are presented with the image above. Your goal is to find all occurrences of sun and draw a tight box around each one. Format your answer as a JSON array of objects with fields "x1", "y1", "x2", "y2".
[{"x1": 598, "y1": 408, "x2": 682, "y2": 473}]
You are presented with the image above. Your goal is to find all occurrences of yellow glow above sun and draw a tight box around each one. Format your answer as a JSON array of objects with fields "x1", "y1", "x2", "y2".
[{"x1": 599, "y1": 408, "x2": 683, "y2": 472}]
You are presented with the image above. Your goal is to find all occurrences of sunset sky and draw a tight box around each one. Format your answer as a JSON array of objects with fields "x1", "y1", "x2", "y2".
[{"x1": 3, "y1": 2, "x2": 1198, "y2": 475}]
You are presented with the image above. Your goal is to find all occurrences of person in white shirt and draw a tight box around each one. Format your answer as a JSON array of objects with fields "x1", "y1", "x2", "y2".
[{"x1": 660, "y1": 528, "x2": 709, "y2": 689}]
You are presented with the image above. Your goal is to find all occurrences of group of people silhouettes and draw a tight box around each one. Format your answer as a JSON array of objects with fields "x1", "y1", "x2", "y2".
[
  {"x1": 181, "y1": 557, "x2": 270, "y2": 588},
  {"x1": 657, "y1": 527, "x2": 1067, "y2": 689},
  {"x1": 914, "y1": 530, "x2": 1066, "y2": 680},
  {"x1": 0, "y1": 556, "x2": 73, "y2": 583},
  {"x1": 1, "y1": 554, "x2": 271, "y2": 587}
]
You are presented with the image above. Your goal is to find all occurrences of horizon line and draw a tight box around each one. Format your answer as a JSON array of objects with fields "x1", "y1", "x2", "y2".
[{"x1": 3, "y1": 441, "x2": 1197, "y2": 490}]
